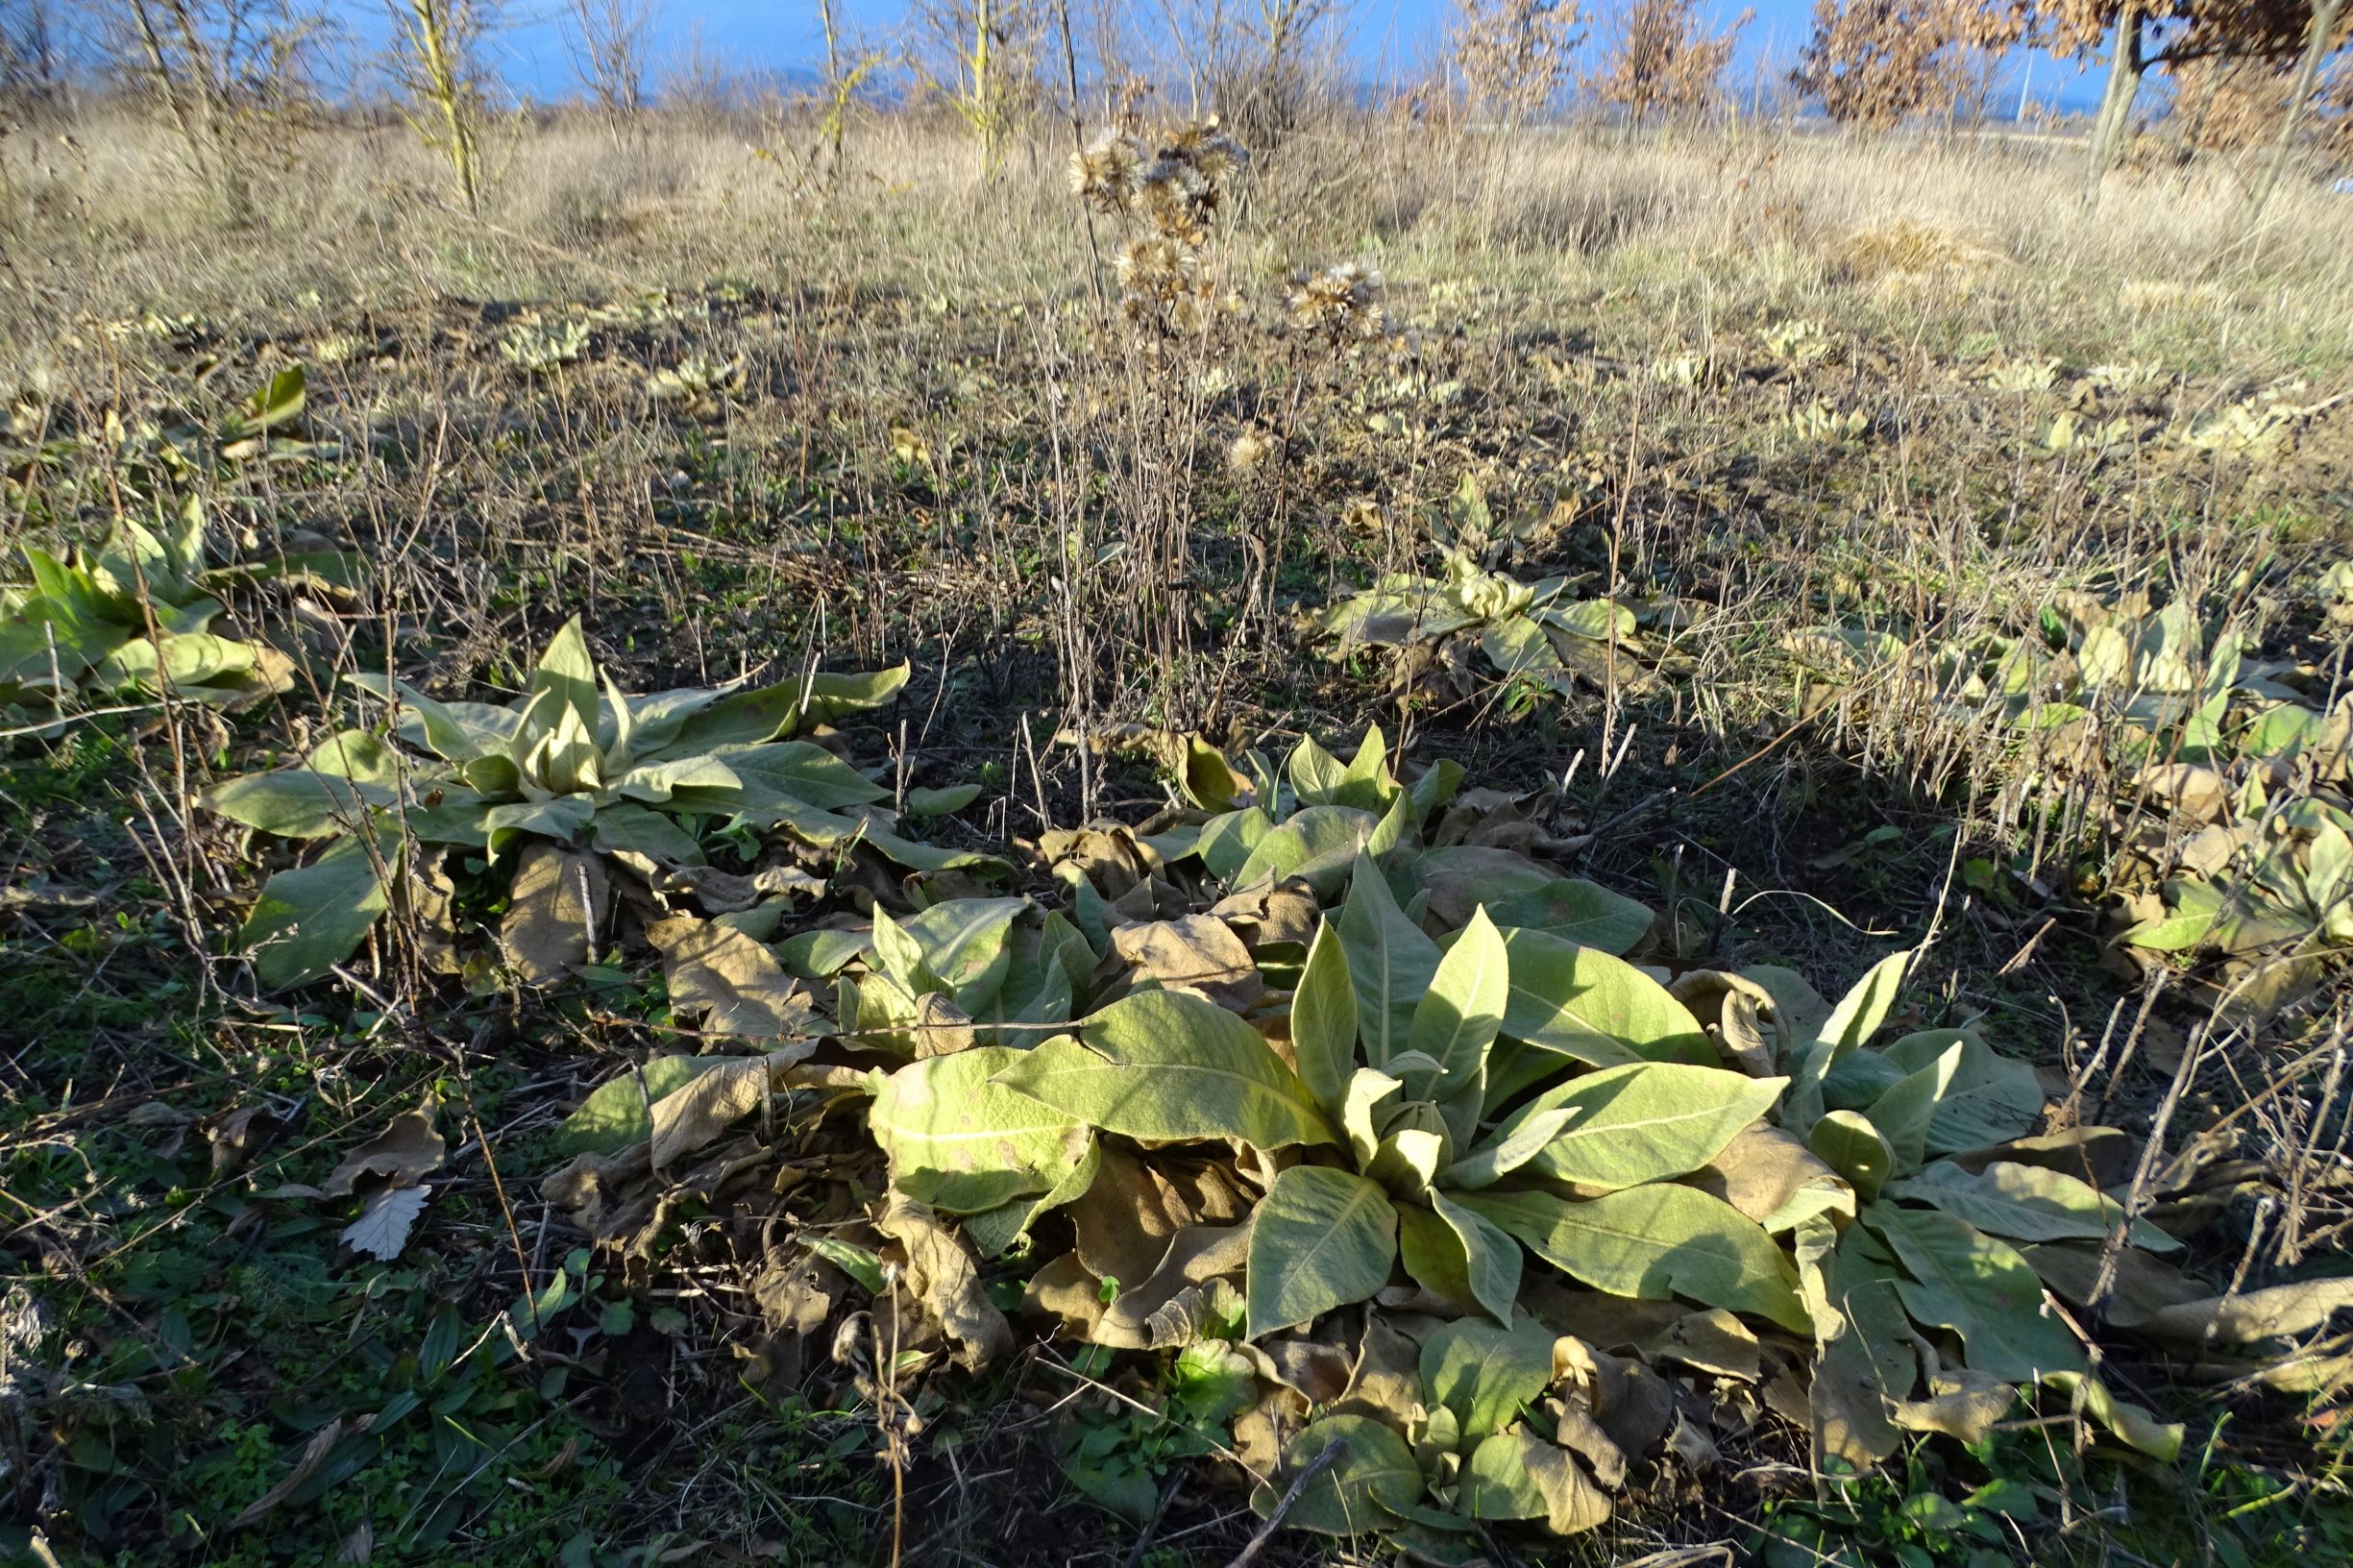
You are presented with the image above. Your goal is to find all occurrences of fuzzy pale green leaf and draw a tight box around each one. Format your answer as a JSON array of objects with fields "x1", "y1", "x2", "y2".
[
  {"x1": 1461, "y1": 1186, "x2": 1810, "y2": 1333},
  {"x1": 1245, "y1": 1165, "x2": 1398, "y2": 1338},
  {"x1": 1507, "y1": 1061, "x2": 1787, "y2": 1190},
  {"x1": 870, "y1": 1047, "x2": 1091, "y2": 1214},
  {"x1": 996, "y1": 992, "x2": 1337, "y2": 1149}
]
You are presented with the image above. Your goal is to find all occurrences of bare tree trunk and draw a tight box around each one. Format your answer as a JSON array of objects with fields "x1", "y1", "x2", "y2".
[
  {"x1": 2252, "y1": 0, "x2": 2346, "y2": 216},
  {"x1": 2086, "y1": 0, "x2": 2146, "y2": 197}
]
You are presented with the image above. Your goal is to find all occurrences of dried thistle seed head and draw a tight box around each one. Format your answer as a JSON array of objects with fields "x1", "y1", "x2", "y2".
[
  {"x1": 1287, "y1": 261, "x2": 1387, "y2": 344},
  {"x1": 1167, "y1": 117, "x2": 1249, "y2": 188},
  {"x1": 1068, "y1": 129, "x2": 1146, "y2": 212},
  {"x1": 1115, "y1": 236, "x2": 1196, "y2": 299},
  {"x1": 1137, "y1": 157, "x2": 1215, "y2": 244},
  {"x1": 1227, "y1": 428, "x2": 1275, "y2": 473}
]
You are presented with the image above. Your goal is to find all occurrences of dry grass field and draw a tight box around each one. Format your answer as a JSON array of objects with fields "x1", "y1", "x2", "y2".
[{"x1": 4, "y1": 105, "x2": 2353, "y2": 1568}]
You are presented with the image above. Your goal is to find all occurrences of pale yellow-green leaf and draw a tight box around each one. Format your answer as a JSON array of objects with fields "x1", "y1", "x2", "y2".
[
  {"x1": 1891, "y1": 1161, "x2": 2180, "y2": 1252},
  {"x1": 1788, "y1": 948, "x2": 1911, "y2": 1128},
  {"x1": 527, "y1": 616, "x2": 601, "y2": 742},
  {"x1": 1807, "y1": 1110, "x2": 1896, "y2": 1203},
  {"x1": 870, "y1": 1047, "x2": 1091, "y2": 1214},
  {"x1": 996, "y1": 992, "x2": 1336, "y2": 1149},
  {"x1": 1461, "y1": 1186, "x2": 1809, "y2": 1333},
  {"x1": 1249, "y1": 1415, "x2": 1421, "y2": 1534},
  {"x1": 1864, "y1": 1040, "x2": 1962, "y2": 1175},
  {"x1": 1291, "y1": 919, "x2": 1360, "y2": 1121},
  {"x1": 1508, "y1": 1062, "x2": 1787, "y2": 1189},
  {"x1": 204, "y1": 771, "x2": 395, "y2": 840},
  {"x1": 1419, "y1": 1314, "x2": 1556, "y2": 1441},
  {"x1": 1405, "y1": 906, "x2": 1507, "y2": 1098},
  {"x1": 1884, "y1": 1028, "x2": 2044, "y2": 1155},
  {"x1": 1863, "y1": 1204, "x2": 2087, "y2": 1382},
  {"x1": 1244, "y1": 1165, "x2": 1398, "y2": 1338},
  {"x1": 1340, "y1": 849, "x2": 1443, "y2": 1067},
  {"x1": 1496, "y1": 929, "x2": 1711, "y2": 1067}
]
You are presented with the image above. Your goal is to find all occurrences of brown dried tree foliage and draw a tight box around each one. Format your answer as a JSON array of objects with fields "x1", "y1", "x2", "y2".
[
  {"x1": 2037, "y1": 0, "x2": 2305, "y2": 61},
  {"x1": 2174, "y1": 56, "x2": 2296, "y2": 152},
  {"x1": 1788, "y1": 1, "x2": 2028, "y2": 129},
  {"x1": 2324, "y1": 50, "x2": 2353, "y2": 162},
  {"x1": 1451, "y1": 0, "x2": 1586, "y2": 122},
  {"x1": 1582, "y1": 0, "x2": 1752, "y2": 125},
  {"x1": 2042, "y1": 2, "x2": 2321, "y2": 178}
]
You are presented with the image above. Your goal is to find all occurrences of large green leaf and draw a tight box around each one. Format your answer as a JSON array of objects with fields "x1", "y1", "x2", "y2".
[
  {"x1": 1287, "y1": 733, "x2": 1351, "y2": 806},
  {"x1": 1406, "y1": 759, "x2": 1465, "y2": 827},
  {"x1": 1398, "y1": 1193, "x2": 1523, "y2": 1325},
  {"x1": 1415, "y1": 845, "x2": 1560, "y2": 903},
  {"x1": 1862, "y1": 1204, "x2": 2088, "y2": 1382},
  {"x1": 1505, "y1": 1062, "x2": 1786, "y2": 1189},
  {"x1": 1460, "y1": 1186, "x2": 1810, "y2": 1333},
  {"x1": 996, "y1": 992, "x2": 1337, "y2": 1149},
  {"x1": 1788, "y1": 949, "x2": 1912, "y2": 1130},
  {"x1": 895, "y1": 897, "x2": 1030, "y2": 1012},
  {"x1": 1235, "y1": 804, "x2": 1380, "y2": 895},
  {"x1": 1458, "y1": 1430, "x2": 1607, "y2": 1535},
  {"x1": 1497, "y1": 929, "x2": 1710, "y2": 1067},
  {"x1": 345, "y1": 672, "x2": 489, "y2": 762},
  {"x1": 962, "y1": 1139, "x2": 1101, "y2": 1258},
  {"x1": 1864, "y1": 1040, "x2": 1961, "y2": 1175},
  {"x1": 238, "y1": 828, "x2": 401, "y2": 989},
  {"x1": 303, "y1": 730, "x2": 403, "y2": 784},
  {"x1": 1891, "y1": 1162, "x2": 2180, "y2": 1252},
  {"x1": 1406, "y1": 907, "x2": 1507, "y2": 1099},
  {"x1": 204, "y1": 771, "x2": 395, "y2": 839},
  {"x1": 709, "y1": 741, "x2": 890, "y2": 811},
  {"x1": 1483, "y1": 878, "x2": 1654, "y2": 955},
  {"x1": 528, "y1": 617, "x2": 601, "y2": 741},
  {"x1": 1334, "y1": 723, "x2": 1394, "y2": 811},
  {"x1": 1807, "y1": 1110, "x2": 1896, "y2": 1203},
  {"x1": 1197, "y1": 807, "x2": 1271, "y2": 882},
  {"x1": 1438, "y1": 1107, "x2": 1576, "y2": 1190},
  {"x1": 556, "y1": 1055, "x2": 714, "y2": 1156},
  {"x1": 587, "y1": 802, "x2": 707, "y2": 867},
  {"x1": 91, "y1": 631, "x2": 259, "y2": 694},
  {"x1": 1291, "y1": 919, "x2": 1359, "y2": 1121},
  {"x1": 1245, "y1": 1165, "x2": 1399, "y2": 1338},
  {"x1": 869, "y1": 1047, "x2": 1091, "y2": 1214},
  {"x1": 609, "y1": 755, "x2": 743, "y2": 803},
  {"x1": 1419, "y1": 1314, "x2": 1556, "y2": 1440},
  {"x1": 1883, "y1": 1029, "x2": 2043, "y2": 1155},
  {"x1": 481, "y1": 796, "x2": 595, "y2": 854},
  {"x1": 797, "y1": 664, "x2": 911, "y2": 725},
  {"x1": 1252, "y1": 1415, "x2": 1421, "y2": 1535},
  {"x1": 663, "y1": 678, "x2": 814, "y2": 754},
  {"x1": 1480, "y1": 617, "x2": 1557, "y2": 678},
  {"x1": 1339, "y1": 850, "x2": 1443, "y2": 1068},
  {"x1": 0, "y1": 604, "x2": 114, "y2": 694}
]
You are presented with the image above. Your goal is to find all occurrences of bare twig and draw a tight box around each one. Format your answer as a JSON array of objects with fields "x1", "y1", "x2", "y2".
[{"x1": 1221, "y1": 1435, "x2": 1345, "y2": 1568}]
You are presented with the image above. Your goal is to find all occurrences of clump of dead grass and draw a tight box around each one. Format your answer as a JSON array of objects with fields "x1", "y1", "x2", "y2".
[{"x1": 1826, "y1": 214, "x2": 2009, "y2": 285}]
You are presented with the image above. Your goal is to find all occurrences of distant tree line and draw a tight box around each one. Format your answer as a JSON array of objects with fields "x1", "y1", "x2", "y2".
[{"x1": 4, "y1": 0, "x2": 2348, "y2": 213}]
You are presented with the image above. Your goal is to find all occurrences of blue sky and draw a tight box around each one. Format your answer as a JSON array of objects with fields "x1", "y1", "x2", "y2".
[{"x1": 489, "y1": 0, "x2": 2107, "y2": 113}]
